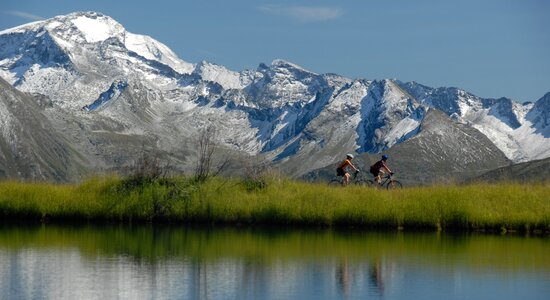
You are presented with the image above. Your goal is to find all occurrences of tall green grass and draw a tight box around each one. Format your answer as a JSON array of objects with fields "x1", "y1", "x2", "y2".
[{"x1": 0, "y1": 176, "x2": 548, "y2": 232}]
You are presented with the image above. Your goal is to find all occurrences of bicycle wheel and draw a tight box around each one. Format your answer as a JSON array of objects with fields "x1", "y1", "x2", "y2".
[
  {"x1": 386, "y1": 180, "x2": 402, "y2": 190},
  {"x1": 328, "y1": 179, "x2": 342, "y2": 187}
]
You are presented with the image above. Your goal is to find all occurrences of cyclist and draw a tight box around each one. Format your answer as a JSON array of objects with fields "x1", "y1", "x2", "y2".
[
  {"x1": 336, "y1": 153, "x2": 359, "y2": 186},
  {"x1": 370, "y1": 154, "x2": 392, "y2": 184}
]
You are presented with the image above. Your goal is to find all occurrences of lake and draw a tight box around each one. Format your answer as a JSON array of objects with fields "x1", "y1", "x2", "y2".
[{"x1": 0, "y1": 224, "x2": 549, "y2": 300}]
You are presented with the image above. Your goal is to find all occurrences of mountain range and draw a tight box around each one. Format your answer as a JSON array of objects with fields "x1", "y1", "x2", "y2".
[{"x1": 0, "y1": 12, "x2": 548, "y2": 183}]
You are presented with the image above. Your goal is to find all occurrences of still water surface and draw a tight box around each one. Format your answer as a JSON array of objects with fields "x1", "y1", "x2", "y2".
[{"x1": 0, "y1": 225, "x2": 549, "y2": 300}]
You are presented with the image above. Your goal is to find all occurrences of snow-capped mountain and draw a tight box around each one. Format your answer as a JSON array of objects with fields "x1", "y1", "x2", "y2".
[
  {"x1": 398, "y1": 82, "x2": 548, "y2": 162},
  {"x1": 301, "y1": 108, "x2": 511, "y2": 185},
  {"x1": 0, "y1": 12, "x2": 548, "y2": 181},
  {"x1": 0, "y1": 11, "x2": 193, "y2": 109}
]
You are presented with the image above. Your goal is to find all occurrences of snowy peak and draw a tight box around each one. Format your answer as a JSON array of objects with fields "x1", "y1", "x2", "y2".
[
  {"x1": 10, "y1": 11, "x2": 127, "y2": 48},
  {"x1": 363, "y1": 79, "x2": 420, "y2": 118},
  {"x1": 357, "y1": 79, "x2": 424, "y2": 152},
  {"x1": 58, "y1": 12, "x2": 193, "y2": 74},
  {"x1": 380, "y1": 79, "x2": 416, "y2": 110},
  {"x1": 0, "y1": 11, "x2": 194, "y2": 88},
  {"x1": 428, "y1": 87, "x2": 481, "y2": 116},
  {"x1": 0, "y1": 11, "x2": 121, "y2": 37},
  {"x1": 396, "y1": 81, "x2": 550, "y2": 161},
  {"x1": 270, "y1": 59, "x2": 317, "y2": 75},
  {"x1": 400, "y1": 82, "x2": 530, "y2": 127},
  {"x1": 67, "y1": 12, "x2": 125, "y2": 43},
  {"x1": 256, "y1": 59, "x2": 320, "y2": 85},
  {"x1": 193, "y1": 60, "x2": 248, "y2": 90},
  {"x1": 533, "y1": 92, "x2": 550, "y2": 111},
  {"x1": 528, "y1": 92, "x2": 550, "y2": 130},
  {"x1": 484, "y1": 97, "x2": 522, "y2": 129},
  {"x1": 124, "y1": 32, "x2": 194, "y2": 75},
  {"x1": 0, "y1": 24, "x2": 73, "y2": 85},
  {"x1": 397, "y1": 82, "x2": 482, "y2": 116},
  {"x1": 245, "y1": 59, "x2": 326, "y2": 108},
  {"x1": 396, "y1": 81, "x2": 432, "y2": 100}
]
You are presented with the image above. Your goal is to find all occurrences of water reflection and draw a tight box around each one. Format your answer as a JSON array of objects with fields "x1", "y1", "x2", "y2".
[
  {"x1": 369, "y1": 257, "x2": 385, "y2": 296},
  {"x1": 336, "y1": 257, "x2": 351, "y2": 296},
  {"x1": 0, "y1": 225, "x2": 549, "y2": 300},
  {"x1": 335, "y1": 256, "x2": 391, "y2": 299}
]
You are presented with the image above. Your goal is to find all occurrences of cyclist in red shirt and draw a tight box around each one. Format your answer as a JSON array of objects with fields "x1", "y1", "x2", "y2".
[
  {"x1": 370, "y1": 155, "x2": 392, "y2": 184},
  {"x1": 336, "y1": 153, "x2": 359, "y2": 186}
]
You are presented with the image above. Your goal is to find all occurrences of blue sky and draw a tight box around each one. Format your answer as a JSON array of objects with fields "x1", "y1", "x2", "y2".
[{"x1": 1, "y1": 0, "x2": 549, "y2": 102}]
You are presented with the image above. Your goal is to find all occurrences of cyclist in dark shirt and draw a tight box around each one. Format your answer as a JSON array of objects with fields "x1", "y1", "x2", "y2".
[{"x1": 370, "y1": 155, "x2": 392, "y2": 184}]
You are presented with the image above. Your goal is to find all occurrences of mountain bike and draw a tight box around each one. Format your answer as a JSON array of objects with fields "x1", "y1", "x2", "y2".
[
  {"x1": 328, "y1": 171, "x2": 369, "y2": 187},
  {"x1": 366, "y1": 173, "x2": 403, "y2": 190}
]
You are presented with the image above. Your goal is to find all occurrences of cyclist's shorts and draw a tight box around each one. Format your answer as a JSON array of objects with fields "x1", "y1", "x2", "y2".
[
  {"x1": 370, "y1": 166, "x2": 380, "y2": 177},
  {"x1": 336, "y1": 167, "x2": 345, "y2": 177}
]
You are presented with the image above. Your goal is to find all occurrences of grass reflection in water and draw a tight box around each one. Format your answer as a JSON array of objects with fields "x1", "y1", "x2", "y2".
[{"x1": 1, "y1": 224, "x2": 549, "y2": 273}]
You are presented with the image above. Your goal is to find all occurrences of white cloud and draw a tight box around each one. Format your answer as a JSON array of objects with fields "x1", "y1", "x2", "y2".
[
  {"x1": 259, "y1": 5, "x2": 344, "y2": 22},
  {"x1": 5, "y1": 11, "x2": 45, "y2": 21}
]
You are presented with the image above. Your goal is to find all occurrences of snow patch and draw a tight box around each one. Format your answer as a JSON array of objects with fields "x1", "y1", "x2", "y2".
[
  {"x1": 125, "y1": 33, "x2": 193, "y2": 74},
  {"x1": 273, "y1": 110, "x2": 297, "y2": 138},
  {"x1": 382, "y1": 117, "x2": 421, "y2": 147},
  {"x1": 0, "y1": 68, "x2": 17, "y2": 85},
  {"x1": 468, "y1": 108, "x2": 550, "y2": 162},
  {"x1": 194, "y1": 61, "x2": 243, "y2": 89},
  {"x1": 45, "y1": 21, "x2": 63, "y2": 31},
  {"x1": 71, "y1": 15, "x2": 121, "y2": 43}
]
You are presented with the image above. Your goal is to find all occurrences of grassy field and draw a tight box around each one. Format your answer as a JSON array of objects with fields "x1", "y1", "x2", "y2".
[{"x1": 0, "y1": 176, "x2": 548, "y2": 232}]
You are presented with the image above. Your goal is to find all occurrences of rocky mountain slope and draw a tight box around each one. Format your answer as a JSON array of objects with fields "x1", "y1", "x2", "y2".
[
  {"x1": 0, "y1": 78, "x2": 86, "y2": 180},
  {"x1": 301, "y1": 109, "x2": 511, "y2": 185},
  {"x1": 0, "y1": 12, "x2": 548, "y2": 182},
  {"x1": 469, "y1": 157, "x2": 550, "y2": 183}
]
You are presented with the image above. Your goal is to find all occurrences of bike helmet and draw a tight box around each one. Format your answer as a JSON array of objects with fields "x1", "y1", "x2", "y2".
[
  {"x1": 346, "y1": 153, "x2": 354, "y2": 159},
  {"x1": 382, "y1": 154, "x2": 389, "y2": 160}
]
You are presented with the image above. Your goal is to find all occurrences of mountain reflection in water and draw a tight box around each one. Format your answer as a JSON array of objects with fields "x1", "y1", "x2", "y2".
[{"x1": 0, "y1": 225, "x2": 549, "y2": 300}]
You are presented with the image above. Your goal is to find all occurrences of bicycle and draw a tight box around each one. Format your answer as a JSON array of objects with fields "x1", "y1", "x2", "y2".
[
  {"x1": 366, "y1": 173, "x2": 403, "y2": 190},
  {"x1": 328, "y1": 171, "x2": 369, "y2": 187}
]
